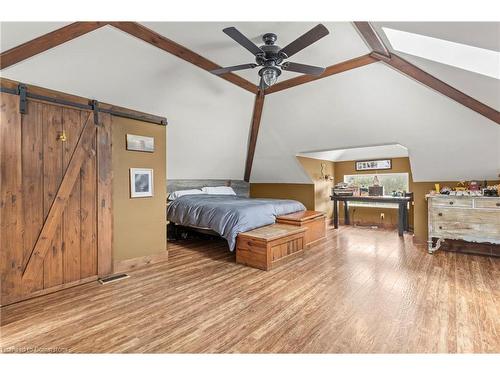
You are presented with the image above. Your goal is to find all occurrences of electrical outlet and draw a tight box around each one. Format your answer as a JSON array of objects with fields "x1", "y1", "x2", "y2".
[{"x1": 380, "y1": 213, "x2": 385, "y2": 220}]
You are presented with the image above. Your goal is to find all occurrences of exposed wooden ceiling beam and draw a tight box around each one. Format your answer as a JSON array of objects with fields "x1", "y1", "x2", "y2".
[
  {"x1": 110, "y1": 22, "x2": 258, "y2": 94},
  {"x1": 244, "y1": 90, "x2": 265, "y2": 182},
  {"x1": 266, "y1": 54, "x2": 378, "y2": 94},
  {"x1": 354, "y1": 22, "x2": 499, "y2": 125},
  {"x1": 372, "y1": 52, "x2": 500, "y2": 124},
  {"x1": 353, "y1": 21, "x2": 391, "y2": 57},
  {"x1": 0, "y1": 22, "x2": 109, "y2": 70}
]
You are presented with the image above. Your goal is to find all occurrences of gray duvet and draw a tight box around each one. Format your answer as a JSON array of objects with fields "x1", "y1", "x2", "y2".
[{"x1": 167, "y1": 194, "x2": 305, "y2": 251}]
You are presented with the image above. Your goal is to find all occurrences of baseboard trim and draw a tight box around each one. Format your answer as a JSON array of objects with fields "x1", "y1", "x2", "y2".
[
  {"x1": 0, "y1": 275, "x2": 98, "y2": 307},
  {"x1": 113, "y1": 251, "x2": 169, "y2": 273}
]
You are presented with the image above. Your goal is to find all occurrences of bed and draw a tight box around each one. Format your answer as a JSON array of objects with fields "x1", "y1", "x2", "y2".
[{"x1": 167, "y1": 194, "x2": 306, "y2": 251}]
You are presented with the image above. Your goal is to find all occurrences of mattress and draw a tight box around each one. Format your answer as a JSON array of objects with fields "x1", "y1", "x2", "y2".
[{"x1": 167, "y1": 194, "x2": 306, "y2": 250}]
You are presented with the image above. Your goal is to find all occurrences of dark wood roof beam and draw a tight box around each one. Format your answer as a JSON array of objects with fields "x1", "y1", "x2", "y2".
[{"x1": 0, "y1": 22, "x2": 109, "y2": 70}]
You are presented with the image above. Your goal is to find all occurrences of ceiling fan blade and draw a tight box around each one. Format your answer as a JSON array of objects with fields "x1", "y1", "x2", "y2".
[
  {"x1": 223, "y1": 27, "x2": 265, "y2": 56},
  {"x1": 281, "y1": 62, "x2": 325, "y2": 76},
  {"x1": 279, "y1": 24, "x2": 329, "y2": 58},
  {"x1": 210, "y1": 63, "x2": 258, "y2": 75}
]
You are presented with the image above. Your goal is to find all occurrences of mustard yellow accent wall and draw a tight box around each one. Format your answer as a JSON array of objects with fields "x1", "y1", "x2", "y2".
[
  {"x1": 249, "y1": 183, "x2": 315, "y2": 211},
  {"x1": 296, "y1": 156, "x2": 334, "y2": 217},
  {"x1": 112, "y1": 116, "x2": 167, "y2": 262},
  {"x1": 250, "y1": 157, "x2": 335, "y2": 215}
]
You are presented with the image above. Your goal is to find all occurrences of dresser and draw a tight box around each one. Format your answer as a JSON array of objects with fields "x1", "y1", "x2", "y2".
[{"x1": 427, "y1": 195, "x2": 500, "y2": 253}]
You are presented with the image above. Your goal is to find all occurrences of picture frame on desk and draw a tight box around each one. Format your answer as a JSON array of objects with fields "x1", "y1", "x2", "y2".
[{"x1": 355, "y1": 159, "x2": 392, "y2": 171}]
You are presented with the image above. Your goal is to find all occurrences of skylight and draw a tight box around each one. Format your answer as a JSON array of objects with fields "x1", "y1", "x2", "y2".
[{"x1": 382, "y1": 27, "x2": 500, "y2": 79}]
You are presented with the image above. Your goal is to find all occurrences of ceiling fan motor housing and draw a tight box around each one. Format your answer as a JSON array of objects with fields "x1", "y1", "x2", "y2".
[{"x1": 255, "y1": 33, "x2": 284, "y2": 66}]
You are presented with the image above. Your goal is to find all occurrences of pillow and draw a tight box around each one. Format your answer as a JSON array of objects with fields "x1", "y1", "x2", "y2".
[
  {"x1": 168, "y1": 189, "x2": 205, "y2": 200},
  {"x1": 201, "y1": 186, "x2": 237, "y2": 195}
]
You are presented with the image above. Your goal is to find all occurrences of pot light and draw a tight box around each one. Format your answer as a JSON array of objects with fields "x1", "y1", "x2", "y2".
[{"x1": 383, "y1": 27, "x2": 500, "y2": 79}]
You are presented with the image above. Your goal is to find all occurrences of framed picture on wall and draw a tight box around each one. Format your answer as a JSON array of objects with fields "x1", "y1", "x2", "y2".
[
  {"x1": 126, "y1": 134, "x2": 155, "y2": 152},
  {"x1": 130, "y1": 168, "x2": 154, "y2": 198},
  {"x1": 355, "y1": 159, "x2": 392, "y2": 171}
]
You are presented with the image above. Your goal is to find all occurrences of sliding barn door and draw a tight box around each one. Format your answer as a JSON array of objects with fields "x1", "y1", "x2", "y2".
[{"x1": 0, "y1": 93, "x2": 112, "y2": 305}]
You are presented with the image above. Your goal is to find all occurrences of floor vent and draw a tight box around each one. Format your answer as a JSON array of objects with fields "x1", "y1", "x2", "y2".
[{"x1": 98, "y1": 274, "x2": 130, "y2": 285}]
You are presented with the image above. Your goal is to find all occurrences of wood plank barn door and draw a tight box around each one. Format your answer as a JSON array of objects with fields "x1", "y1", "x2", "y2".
[{"x1": 0, "y1": 93, "x2": 112, "y2": 305}]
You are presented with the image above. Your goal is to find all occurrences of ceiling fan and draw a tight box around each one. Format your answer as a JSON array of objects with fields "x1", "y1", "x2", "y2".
[{"x1": 210, "y1": 24, "x2": 330, "y2": 90}]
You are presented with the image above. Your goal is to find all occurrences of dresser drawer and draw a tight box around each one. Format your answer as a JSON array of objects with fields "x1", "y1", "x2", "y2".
[
  {"x1": 430, "y1": 208, "x2": 500, "y2": 224},
  {"x1": 430, "y1": 221, "x2": 500, "y2": 242},
  {"x1": 431, "y1": 197, "x2": 472, "y2": 208},
  {"x1": 474, "y1": 198, "x2": 500, "y2": 209}
]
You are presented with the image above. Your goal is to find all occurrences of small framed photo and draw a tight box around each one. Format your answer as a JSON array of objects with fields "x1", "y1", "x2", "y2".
[
  {"x1": 355, "y1": 159, "x2": 392, "y2": 171},
  {"x1": 130, "y1": 168, "x2": 154, "y2": 198},
  {"x1": 126, "y1": 134, "x2": 155, "y2": 152}
]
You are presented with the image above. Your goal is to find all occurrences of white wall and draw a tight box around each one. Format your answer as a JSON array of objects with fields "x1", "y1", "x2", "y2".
[
  {"x1": 252, "y1": 62, "x2": 500, "y2": 183},
  {"x1": 1, "y1": 25, "x2": 255, "y2": 180}
]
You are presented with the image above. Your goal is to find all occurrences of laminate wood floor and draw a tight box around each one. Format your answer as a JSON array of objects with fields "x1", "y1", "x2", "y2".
[{"x1": 1, "y1": 226, "x2": 499, "y2": 353}]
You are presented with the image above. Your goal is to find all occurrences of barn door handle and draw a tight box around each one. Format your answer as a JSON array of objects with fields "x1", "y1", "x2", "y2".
[{"x1": 58, "y1": 131, "x2": 67, "y2": 142}]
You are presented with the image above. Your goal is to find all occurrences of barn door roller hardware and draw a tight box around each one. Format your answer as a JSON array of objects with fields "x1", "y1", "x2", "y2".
[
  {"x1": 1, "y1": 82, "x2": 167, "y2": 126},
  {"x1": 90, "y1": 100, "x2": 99, "y2": 125},
  {"x1": 17, "y1": 84, "x2": 27, "y2": 114}
]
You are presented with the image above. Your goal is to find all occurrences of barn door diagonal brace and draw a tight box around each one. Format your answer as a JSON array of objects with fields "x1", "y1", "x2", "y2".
[
  {"x1": 17, "y1": 84, "x2": 27, "y2": 114},
  {"x1": 22, "y1": 113, "x2": 97, "y2": 288}
]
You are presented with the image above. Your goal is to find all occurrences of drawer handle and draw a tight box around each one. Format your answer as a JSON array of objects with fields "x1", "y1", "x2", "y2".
[
  {"x1": 439, "y1": 226, "x2": 443, "y2": 230},
  {"x1": 438, "y1": 213, "x2": 443, "y2": 216},
  {"x1": 496, "y1": 203, "x2": 500, "y2": 207},
  {"x1": 449, "y1": 201, "x2": 454, "y2": 205}
]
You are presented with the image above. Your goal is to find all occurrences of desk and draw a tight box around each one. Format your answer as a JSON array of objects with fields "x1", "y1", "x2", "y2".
[{"x1": 330, "y1": 195, "x2": 413, "y2": 236}]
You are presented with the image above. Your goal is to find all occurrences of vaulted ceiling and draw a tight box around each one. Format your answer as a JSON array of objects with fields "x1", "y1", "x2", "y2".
[{"x1": 1, "y1": 22, "x2": 499, "y2": 183}]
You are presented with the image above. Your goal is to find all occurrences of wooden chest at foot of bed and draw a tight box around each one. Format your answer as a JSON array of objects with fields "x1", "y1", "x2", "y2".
[
  {"x1": 276, "y1": 211, "x2": 326, "y2": 249},
  {"x1": 236, "y1": 224, "x2": 306, "y2": 271}
]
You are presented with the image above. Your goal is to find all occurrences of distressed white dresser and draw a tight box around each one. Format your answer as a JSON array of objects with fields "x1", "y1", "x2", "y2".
[{"x1": 427, "y1": 195, "x2": 500, "y2": 253}]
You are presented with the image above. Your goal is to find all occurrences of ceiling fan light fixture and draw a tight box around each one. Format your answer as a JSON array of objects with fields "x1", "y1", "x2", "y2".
[{"x1": 260, "y1": 66, "x2": 281, "y2": 87}]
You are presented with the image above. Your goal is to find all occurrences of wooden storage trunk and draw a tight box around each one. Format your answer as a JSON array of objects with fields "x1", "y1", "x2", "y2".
[
  {"x1": 236, "y1": 224, "x2": 306, "y2": 270},
  {"x1": 276, "y1": 210, "x2": 326, "y2": 249}
]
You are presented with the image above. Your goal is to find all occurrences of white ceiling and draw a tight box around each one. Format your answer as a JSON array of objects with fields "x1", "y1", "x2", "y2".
[
  {"x1": 0, "y1": 22, "x2": 70, "y2": 51},
  {"x1": 373, "y1": 22, "x2": 500, "y2": 111},
  {"x1": 298, "y1": 144, "x2": 408, "y2": 162},
  {"x1": 1, "y1": 22, "x2": 499, "y2": 183},
  {"x1": 142, "y1": 22, "x2": 370, "y2": 84}
]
